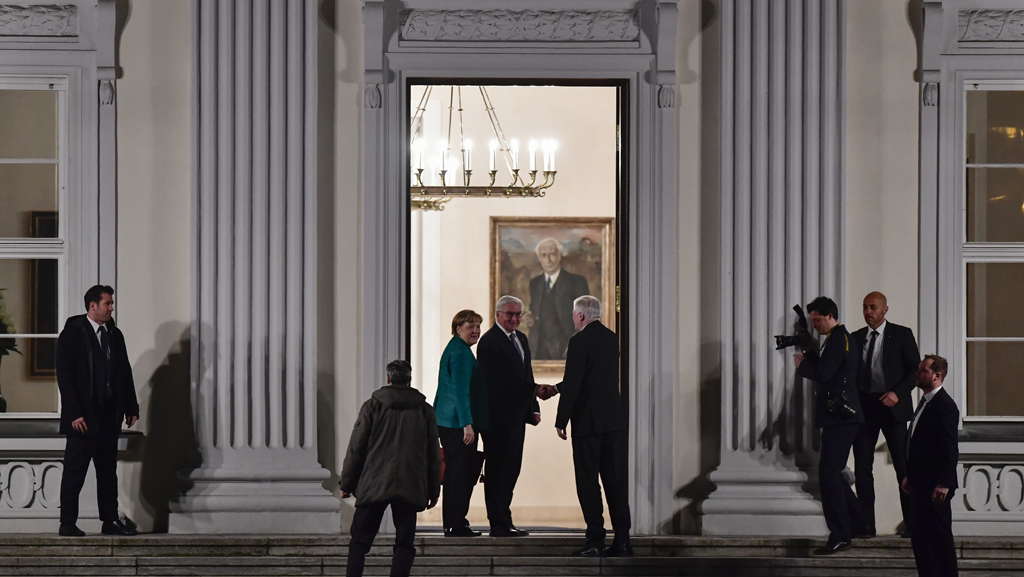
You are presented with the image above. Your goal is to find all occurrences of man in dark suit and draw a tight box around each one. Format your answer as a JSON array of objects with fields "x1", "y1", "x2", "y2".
[
  {"x1": 547, "y1": 295, "x2": 631, "y2": 558},
  {"x1": 476, "y1": 295, "x2": 541, "y2": 537},
  {"x1": 902, "y1": 355, "x2": 959, "y2": 577},
  {"x1": 794, "y1": 296, "x2": 866, "y2": 555},
  {"x1": 851, "y1": 291, "x2": 920, "y2": 537},
  {"x1": 56, "y1": 285, "x2": 139, "y2": 537},
  {"x1": 525, "y1": 238, "x2": 589, "y2": 360}
]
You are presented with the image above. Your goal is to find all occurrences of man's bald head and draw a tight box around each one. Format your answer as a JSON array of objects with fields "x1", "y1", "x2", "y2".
[{"x1": 862, "y1": 291, "x2": 889, "y2": 330}]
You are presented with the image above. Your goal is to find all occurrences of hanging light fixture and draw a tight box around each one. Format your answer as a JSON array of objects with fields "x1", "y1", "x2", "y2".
[{"x1": 410, "y1": 86, "x2": 558, "y2": 211}]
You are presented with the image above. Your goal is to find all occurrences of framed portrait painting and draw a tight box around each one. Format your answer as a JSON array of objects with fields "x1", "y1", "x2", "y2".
[{"x1": 490, "y1": 217, "x2": 615, "y2": 372}]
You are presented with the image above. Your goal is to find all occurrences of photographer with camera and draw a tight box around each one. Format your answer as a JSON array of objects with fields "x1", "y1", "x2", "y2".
[{"x1": 791, "y1": 296, "x2": 865, "y2": 555}]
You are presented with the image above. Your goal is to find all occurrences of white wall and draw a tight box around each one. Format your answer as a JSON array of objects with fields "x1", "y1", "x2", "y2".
[
  {"x1": 115, "y1": 0, "x2": 192, "y2": 533},
  {"x1": 845, "y1": 0, "x2": 921, "y2": 535}
]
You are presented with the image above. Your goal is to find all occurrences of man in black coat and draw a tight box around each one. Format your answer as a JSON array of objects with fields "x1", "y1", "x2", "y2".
[
  {"x1": 549, "y1": 295, "x2": 631, "y2": 558},
  {"x1": 851, "y1": 291, "x2": 920, "y2": 537},
  {"x1": 902, "y1": 355, "x2": 959, "y2": 577},
  {"x1": 56, "y1": 285, "x2": 139, "y2": 537},
  {"x1": 340, "y1": 360, "x2": 441, "y2": 577},
  {"x1": 476, "y1": 295, "x2": 541, "y2": 537},
  {"x1": 794, "y1": 296, "x2": 865, "y2": 555},
  {"x1": 525, "y1": 238, "x2": 589, "y2": 360}
]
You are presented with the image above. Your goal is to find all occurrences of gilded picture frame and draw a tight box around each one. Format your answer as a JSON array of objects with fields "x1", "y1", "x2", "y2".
[{"x1": 490, "y1": 216, "x2": 615, "y2": 372}]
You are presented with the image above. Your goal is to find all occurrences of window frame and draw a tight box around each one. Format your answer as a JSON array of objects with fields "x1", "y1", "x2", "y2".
[{"x1": 959, "y1": 77, "x2": 1024, "y2": 422}]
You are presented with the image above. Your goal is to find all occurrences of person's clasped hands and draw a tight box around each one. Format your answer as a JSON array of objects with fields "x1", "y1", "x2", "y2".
[{"x1": 536, "y1": 384, "x2": 559, "y2": 401}]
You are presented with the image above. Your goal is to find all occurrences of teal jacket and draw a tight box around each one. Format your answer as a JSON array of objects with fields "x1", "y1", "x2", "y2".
[{"x1": 433, "y1": 336, "x2": 490, "y2": 430}]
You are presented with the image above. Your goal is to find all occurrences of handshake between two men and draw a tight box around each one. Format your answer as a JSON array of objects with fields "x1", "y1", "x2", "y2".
[{"x1": 536, "y1": 383, "x2": 559, "y2": 401}]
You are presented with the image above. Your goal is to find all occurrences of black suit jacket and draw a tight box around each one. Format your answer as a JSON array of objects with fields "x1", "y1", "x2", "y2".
[
  {"x1": 796, "y1": 324, "x2": 864, "y2": 428},
  {"x1": 528, "y1": 269, "x2": 589, "y2": 360},
  {"x1": 907, "y1": 387, "x2": 960, "y2": 497},
  {"x1": 56, "y1": 314, "x2": 139, "y2": 436},
  {"x1": 852, "y1": 322, "x2": 920, "y2": 421},
  {"x1": 554, "y1": 321, "x2": 626, "y2": 436},
  {"x1": 477, "y1": 324, "x2": 540, "y2": 430}
]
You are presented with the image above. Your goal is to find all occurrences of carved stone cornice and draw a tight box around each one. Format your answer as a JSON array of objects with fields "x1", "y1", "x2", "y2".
[
  {"x1": 399, "y1": 9, "x2": 640, "y2": 42},
  {"x1": 0, "y1": 4, "x2": 77, "y2": 37},
  {"x1": 958, "y1": 9, "x2": 1024, "y2": 42}
]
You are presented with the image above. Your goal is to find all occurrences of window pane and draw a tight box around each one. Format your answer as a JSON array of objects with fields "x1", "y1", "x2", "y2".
[
  {"x1": 0, "y1": 258, "x2": 58, "y2": 336},
  {"x1": 966, "y1": 90, "x2": 1024, "y2": 165},
  {"x1": 968, "y1": 341, "x2": 1024, "y2": 417},
  {"x1": 966, "y1": 168, "x2": 1024, "y2": 242},
  {"x1": 0, "y1": 90, "x2": 57, "y2": 158},
  {"x1": 967, "y1": 263, "x2": 1024, "y2": 337},
  {"x1": 0, "y1": 164, "x2": 57, "y2": 238},
  {"x1": 0, "y1": 338, "x2": 57, "y2": 413}
]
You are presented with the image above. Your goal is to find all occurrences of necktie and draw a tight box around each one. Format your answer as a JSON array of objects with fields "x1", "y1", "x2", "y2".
[
  {"x1": 907, "y1": 397, "x2": 928, "y2": 458},
  {"x1": 863, "y1": 330, "x2": 878, "y2": 389},
  {"x1": 510, "y1": 332, "x2": 524, "y2": 362},
  {"x1": 98, "y1": 325, "x2": 111, "y2": 360},
  {"x1": 546, "y1": 276, "x2": 552, "y2": 294}
]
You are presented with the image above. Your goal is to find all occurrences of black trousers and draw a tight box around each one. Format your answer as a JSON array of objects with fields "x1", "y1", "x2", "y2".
[
  {"x1": 819, "y1": 423, "x2": 865, "y2": 543},
  {"x1": 572, "y1": 430, "x2": 631, "y2": 545},
  {"x1": 346, "y1": 500, "x2": 418, "y2": 577},
  {"x1": 909, "y1": 490, "x2": 958, "y2": 577},
  {"x1": 481, "y1": 423, "x2": 525, "y2": 530},
  {"x1": 439, "y1": 425, "x2": 479, "y2": 529},
  {"x1": 59, "y1": 406, "x2": 120, "y2": 525},
  {"x1": 852, "y1": 393, "x2": 912, "y2": 533}
]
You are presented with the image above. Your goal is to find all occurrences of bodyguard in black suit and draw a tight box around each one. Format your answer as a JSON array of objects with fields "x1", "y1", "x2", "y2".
[
  {"x1": 851, "y1": 292, "x2": 920, "y2": 537},
  {"x1": 903, "y1": 355, "x2": 959, "y2": 577},
  {"x1": 527, "y1": 243, "x2": 589, "y2": 360},
  {"x1": 549, "y1": 295, "x2": 631, "y2": 558},
  {"x1": 476, "y1": 295, "x2": 541, "y2": 537},
  {"x1": 56, "y1": 285, "x2": 139, "y2": 537},
  {"x1": 794, "y1": 297, "x2": 865, "y2": 555}
]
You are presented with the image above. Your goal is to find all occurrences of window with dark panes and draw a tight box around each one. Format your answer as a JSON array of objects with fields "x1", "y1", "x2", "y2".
[{"x1": 0, "y1": 77, "x2": 67, "y2": 414}]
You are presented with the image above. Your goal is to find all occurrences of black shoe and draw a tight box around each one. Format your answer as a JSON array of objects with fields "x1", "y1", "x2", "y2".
[
  {"x1": 101, "y1": 520, "x2": 137, "y2": 536},
  {"x1": 813, "y1": 540, "x2": 851, "y2": 555},
  {"x1": 606, "y1": 541, "x2": 634, "y2": 557},
  {"x1": 490, "y1": 525, "x2": 529, "y2": 537},
  {"x1": 901, "y1": 529, "x2": 912, "y2": 538},
  {"x1": 852, "y1": 530, "x2": 875, "y2": 539},
  {"x1": 58, "y1": 524, "x2": 85, "y2": 537},
  {"x1": 572, "y1": 544, "x2": 605, "y2": 557},
  {"x1": 444, "y1": 526, "x2": 481, "y2": 537}
]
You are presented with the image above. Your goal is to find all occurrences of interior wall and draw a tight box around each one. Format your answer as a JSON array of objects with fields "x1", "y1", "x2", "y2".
[
  {"x1": 115, "y1": 0, "x2": 192, "y2": 533},
  {"x1": 845, "y1": 0, "x2": 921, "y2": 535},
  {"x1": 409, "y1": 85, "x2": 617, "y2": 525}
]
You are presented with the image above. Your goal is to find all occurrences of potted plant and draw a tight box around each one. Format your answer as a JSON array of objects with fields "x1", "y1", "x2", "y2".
[{"x1": 0, "y1": 288, "x2": 21, "y2": 413}]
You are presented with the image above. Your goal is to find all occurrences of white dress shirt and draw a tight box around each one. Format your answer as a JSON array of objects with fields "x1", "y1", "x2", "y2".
[
  {"x1": 910, "y1": 385, "x2": 942, "y2": 440},
  {"x1": 862, "y1": 320, "x2": 887, "y2": 391},
  {"x1": 544, "y1": 269, "x2": 561, "y2": 290},
  {"x1": 86, "y1": 316, "x2": 105, "y2": 348}
]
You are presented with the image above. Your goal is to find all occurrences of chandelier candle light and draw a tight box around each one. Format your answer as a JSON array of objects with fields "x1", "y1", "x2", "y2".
[{"x1": 410, "y1": 86, "x2": 558, "y2": 211}]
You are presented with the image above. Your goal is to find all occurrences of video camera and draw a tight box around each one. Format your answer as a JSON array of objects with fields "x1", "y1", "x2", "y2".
[{"x1": 774, "y1": 305, "x2": 816, "y2": 353}]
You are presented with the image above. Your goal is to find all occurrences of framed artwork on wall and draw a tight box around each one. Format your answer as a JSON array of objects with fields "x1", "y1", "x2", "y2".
[
  {"x1": 29, "y1": 211, "x2": 57, "y2": 378},
  {"x1": 490, "y1": 216, "x2": 615, "y2": 372}
]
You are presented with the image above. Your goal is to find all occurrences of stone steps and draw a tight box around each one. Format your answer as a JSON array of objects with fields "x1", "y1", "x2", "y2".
[{"x1": 0, "y1": 534, "x2": 1020, "y2": 575}]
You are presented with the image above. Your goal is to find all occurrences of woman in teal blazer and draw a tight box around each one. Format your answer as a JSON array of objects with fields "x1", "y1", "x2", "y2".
[{"x1": 434, "y1": 309, "x2": 489, "y2": 536}]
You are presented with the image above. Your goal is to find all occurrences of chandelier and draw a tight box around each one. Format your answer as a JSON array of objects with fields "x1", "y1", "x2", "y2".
[{"x1": 410, "y1": 86, "x2": 558, "y2": 211}]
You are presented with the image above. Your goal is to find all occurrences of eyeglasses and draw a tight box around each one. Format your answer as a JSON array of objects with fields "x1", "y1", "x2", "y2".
[{"x1": 499, "y1": 311, "x2": 524, "y2": 319}]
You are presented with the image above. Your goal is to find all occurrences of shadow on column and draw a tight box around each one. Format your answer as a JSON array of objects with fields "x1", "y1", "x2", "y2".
[{"x1": 136, "y1": 322, "x2": 199, "y2": 533}]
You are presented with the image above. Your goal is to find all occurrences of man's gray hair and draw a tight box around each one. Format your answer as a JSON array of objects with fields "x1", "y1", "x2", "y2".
[
  {"x1": 534, "y1": 237, "x2": 565, "y2": 257},
  {"x1": 495, "y1": 295, "x2": 524, "y2": 312},
  {"x1": 573, "y1": 295, "x2": 601, "y2": 321}
]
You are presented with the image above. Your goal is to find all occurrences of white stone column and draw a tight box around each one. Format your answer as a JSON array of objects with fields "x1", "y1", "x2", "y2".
[
  {"x1": 700, "y1": 0, "x2": 846, "y2": 536},
  {"x1": 169, "y1": 0, "x2": 340, "y2": 534}
]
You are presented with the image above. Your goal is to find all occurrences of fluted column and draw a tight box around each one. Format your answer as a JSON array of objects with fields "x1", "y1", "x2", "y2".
[
  {"x1": 169, "y1": 0, "x2": 340, "y2": 534},
  {"x1": 700, "y1": 0, "x2": 846, "y2": 536}
]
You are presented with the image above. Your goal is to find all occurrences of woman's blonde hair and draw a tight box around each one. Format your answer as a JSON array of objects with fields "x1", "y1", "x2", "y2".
[{"x1": 451, "y1": 309, "x2": 483, "y2": 336}]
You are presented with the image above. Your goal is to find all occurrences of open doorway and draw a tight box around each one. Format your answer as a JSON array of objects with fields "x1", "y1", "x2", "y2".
[{"x1": 407, "y1": 83, "x2": 625, "y2": 530}]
